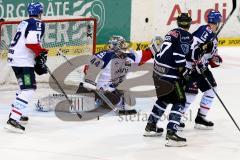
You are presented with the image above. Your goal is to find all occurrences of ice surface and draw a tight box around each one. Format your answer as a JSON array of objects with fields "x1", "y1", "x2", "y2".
[{"x1": 0, "y1": 47, "x2": 240, "y2": 160}]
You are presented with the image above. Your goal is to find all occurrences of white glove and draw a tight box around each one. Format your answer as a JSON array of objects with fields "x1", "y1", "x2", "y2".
[{"x1": 149, "y1": 36, "x2": 163, "y2": 57}]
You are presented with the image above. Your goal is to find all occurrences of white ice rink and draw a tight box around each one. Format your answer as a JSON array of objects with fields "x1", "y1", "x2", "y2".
[{"x1": 0, "y1": 47, "x2": 240, "y2": 160}]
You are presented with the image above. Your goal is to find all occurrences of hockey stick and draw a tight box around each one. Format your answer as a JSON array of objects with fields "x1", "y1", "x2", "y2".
[
  {"x1": 46, "y1": 66, "x2": 82, "y2": 119},
  {"x1": 56, "y1": 48, "x2": 74, "y2": 66},
  {"x1": 79, "y1": 82, "x2": 119, "y2": 114},
  {"x1": 216, "y1": 0, "x2": 237, "y2": 37},
  {"x1": 201, "y1": 73, "x2": 240, "y2": 132},
  {"x1": 56, "y1": 48, "x2": 83, "y2": 74}
]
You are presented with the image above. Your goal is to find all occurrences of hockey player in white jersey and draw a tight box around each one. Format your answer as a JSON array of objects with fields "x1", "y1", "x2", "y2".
[
  {"x1": 5, "y1": 2, "x2": 48, "y2": 133},
  {"x1": 78, "y1": 35, "x2": 160, "y2": 115},
  {"x1": 181, "y1": 10, "x2": 223, "y2": 130}
]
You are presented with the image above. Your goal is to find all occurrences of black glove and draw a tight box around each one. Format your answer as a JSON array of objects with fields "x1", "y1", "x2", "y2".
[
  {"x1": 195, "y1": 41, "x2": 214, "y2": 59},
  {"x1": 199, "y1": 41, "x2": 214, "y2": 54},
  {"x1": 34, "y1": 50, "x2": 48, "y2": 75},
  {"x1": 181, "y1": 68, "x2": 193, "y2": 86},
  {"x1": 35, "y1": 50, "x2": 48, "y2": 64},
  {"x1": 34, "y1": 62, "x2": 47, "y2": 75},
  {"x1": 195, "y1": 62, "x2": 208, "y2": 75}
]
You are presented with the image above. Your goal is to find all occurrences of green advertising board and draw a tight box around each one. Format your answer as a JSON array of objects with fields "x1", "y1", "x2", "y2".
[{"x1": 0, "y1": 0, "x2": 131, "y2": 44}]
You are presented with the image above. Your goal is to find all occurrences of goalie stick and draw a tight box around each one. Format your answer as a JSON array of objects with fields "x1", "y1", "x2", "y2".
[
  {"x1": 79, "y1": 82, "x2": 119, "y2": 114},
  {"x1": 46, "y1": 66, "x2": 82, "y2": 119}
]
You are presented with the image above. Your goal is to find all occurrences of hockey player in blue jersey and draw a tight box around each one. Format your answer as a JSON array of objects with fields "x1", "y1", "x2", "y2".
[
  {"x1": 181, "y1": 10, "x2": 223, "y2": 130},
  {"x1": 78, "y1": 35, "x2": 157, "y2": 115},
  {"x1": 5, "y1": 2, "x2": 48, "y2": 133},
  {"x1": 143, "y1": 13, "x2": 193, "y2": 147}
]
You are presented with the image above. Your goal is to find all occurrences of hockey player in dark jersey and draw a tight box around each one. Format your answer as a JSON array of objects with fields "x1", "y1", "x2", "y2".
[
  {"x1": 143, "y1": 13, "x2": 193, "y2": 147},
  {"x1": 181, "y1": 10, "x2": 223, "y2": 130}
]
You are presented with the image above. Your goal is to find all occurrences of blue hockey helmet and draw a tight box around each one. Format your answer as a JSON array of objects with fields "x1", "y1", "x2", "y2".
[
  {"x1": 28, "y1": 2, "x2": 44, "y2": 16},
  {"x1": 207, "y1": 10, "x2": 222, "y2": 24}
]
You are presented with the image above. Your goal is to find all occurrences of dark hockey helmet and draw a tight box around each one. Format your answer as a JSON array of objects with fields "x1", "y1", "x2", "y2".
[
  {"x1": 28, "y1": 2, "x2": 44, "y2": 17},
  {"x1": 177, "y1": 13, "x2": 192, "y2": 29}
]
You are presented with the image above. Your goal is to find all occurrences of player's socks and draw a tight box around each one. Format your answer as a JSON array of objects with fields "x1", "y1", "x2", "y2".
[
  {"x1": 143, "y1": 122, "x2": 164, "y2": 137},
  {"x1": 9, "y1": 105, "x2": 29, "y2": 124},
  {"x1": 165, "y1": 129, "x2": 187, "y2": 147},
  {"x1": 147, "y1": 100, "x2": 167, "y2": 124}
]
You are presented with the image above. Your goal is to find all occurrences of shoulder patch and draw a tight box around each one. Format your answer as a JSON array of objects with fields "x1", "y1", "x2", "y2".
[{"x1": 167, "y1": 30, "x2": 179, "y2": 38}]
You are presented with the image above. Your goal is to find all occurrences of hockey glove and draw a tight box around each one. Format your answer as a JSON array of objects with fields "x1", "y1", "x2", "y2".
[
  {"x1": 182, "y1": 68, "x2": 193, "y2": 81},
  {"x1": 34, "y1": 50, "x2": 48, "y2": 75},
  {"x1": 209, "y1": 55, "x2": 222, "y2": 68},
  {"x1": 35, "y1": 49, "x2": 48, "y2": 64},
  {"x1": 34, "y1": 62, "x2": 47, "y2": 75},
  {"x1": 180, "y1": 67, "x2": 193, "y2": 85},
  {"x1": 149, "y1": 36, "x2": 163, "y2": 58},
  {"x1": 198, "y1": 41, "x2": 214, "y2": 55},
  {"x1": 195, "y1": 41, "x2": 214, "y2": 59},
  {"x1": 195, "y1": 61, "x2": 208, "y2": 75}
]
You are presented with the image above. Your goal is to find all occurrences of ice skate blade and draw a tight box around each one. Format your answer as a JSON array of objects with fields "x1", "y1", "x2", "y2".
[
  {"x1": 4, "y1": 124, "x2": 25, "y2": 134},
  {"x1": 20, "y1": 121, "x2": 28, "y2": 125},
  {"x1": 177, "y1": 126, "x2": 184, "y2": 131},
  {"x1": 165, "y1": 139, "x2": 187, "y2": 147},
  {"x1": 143, "y1": 131, "x2": 163, "y2": 137},
  {"x1": 194, "y1": 124, "x2": 213, "y2": 130}
]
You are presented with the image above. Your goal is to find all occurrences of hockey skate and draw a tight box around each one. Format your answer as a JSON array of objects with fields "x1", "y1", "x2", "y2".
[
  {"x1": 20, "y1": 116, "x2": 29, "y2": 125},
  {"x1": 143, "y1": 123, "x2": 164, "y2": 137},
  {"x1": 5, "y1": 118, "x2": 25, "y2": 133},
  {"x1": 118, "y1": 109, "x2": 137, "y2": 115},
  {"x1": 9, "y1": 113, "x2": 29, "y2": 125},
  {"x1": 194, "y1": 115, "x2": 214, "y2": 130},
  {"x1": 165, "y1": 129, "x2": 187, "y2": 147},
  {"x1": 177, "y1": 122, "x2": 185, "y2": 131}
]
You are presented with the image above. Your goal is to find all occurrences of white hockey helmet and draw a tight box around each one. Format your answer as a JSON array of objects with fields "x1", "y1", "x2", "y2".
[{"x1": 108, "y1": 35, "x2": 129, "y2": 52}]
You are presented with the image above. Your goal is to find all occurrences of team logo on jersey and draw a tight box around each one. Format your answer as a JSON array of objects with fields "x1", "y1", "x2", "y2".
[
  {"x1": 180, "y1": 44, "x2": 190, "y2": 54},
  {"x1": 167, "y1": 30, "x2": 179, "y2": 38}
]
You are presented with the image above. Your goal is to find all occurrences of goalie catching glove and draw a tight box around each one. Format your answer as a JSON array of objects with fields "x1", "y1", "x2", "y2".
[{"x1": 34, "y1": 50, "x2": 48, "y2": 75}]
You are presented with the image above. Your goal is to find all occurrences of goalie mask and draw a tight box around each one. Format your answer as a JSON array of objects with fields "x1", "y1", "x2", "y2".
[{"x1": 108, "y1": 35, "x2": 129, "y2": 53}]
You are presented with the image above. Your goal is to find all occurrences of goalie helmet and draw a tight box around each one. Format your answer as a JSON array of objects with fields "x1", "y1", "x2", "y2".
[
  {"x1": 108, "y1": 35, "x2": 129, "y2": 52},
  {"x1": 177, "y1": 13, "x2": 192, "y2": 29},
  {"x1": 28, "y1": 2, "x2": 44, "y2": 17}
]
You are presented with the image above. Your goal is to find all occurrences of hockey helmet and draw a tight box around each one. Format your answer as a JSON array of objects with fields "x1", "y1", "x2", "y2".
[
  {"x1": 207, "y1": 10, "x2": 222, "y2": 24},
  {"x1": 28, "y1": 2, "x2": 44, "y2": 17},
  {"x1": 177, "y1": 13, "x2": 192, "y2": 29},
  {"x1": 108, "y1": 35, "x2": 129, "y2": 52}
]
